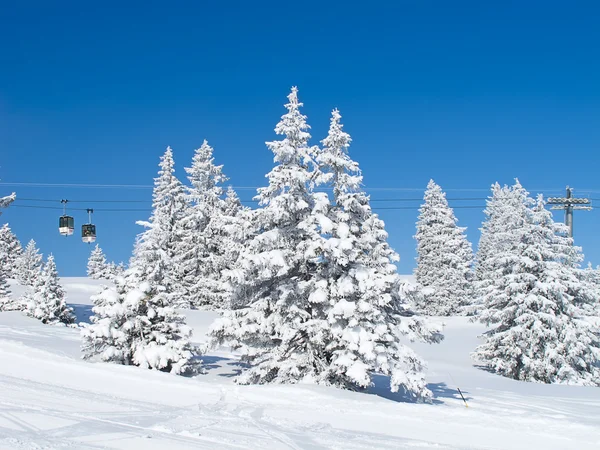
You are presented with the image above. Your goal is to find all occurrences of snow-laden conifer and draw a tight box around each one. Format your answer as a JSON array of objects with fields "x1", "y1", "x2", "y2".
[
  {"x1": 82, "y1": 148, "x2": 199, "y2": 374},
  {"x1": 174, "y1": 141, "x2": 243, "y2": 309},
  {"x1": 81, "y1": 275, "x2": 134, "y2": 364},
  {"x1": 210, "y1": 87, "x2": 335, "y2": 386},
  {"x1": 87, "y1": 244, "x2": 112, "y2": 280},
  {"x1": 15, "y1": 239, "x2": 43, "y2": 287},
  {"x1": 314, "y1": 108, "x2": 442, "y2": 398},
  {"x1": 211, "y1": 94, "x2": 440, "y2": 399},
  {"x1": 473, "y1": 187, "x2": 600, "y2": 385},
  {"x1": 23, "y1": 255, "x2": 75, "y2": 325},
  {"x1": 132, "y1": 147, "x2": 187, "y2": 305},
  {"x1": 82, "y1": 268, "x2": 198, "y2": 374},
  {"x1": 0, "y1": 224, "x2": 23, "y2": 278},
  {"x1": 414, "y1": 180, "x2": 474, "y2": 315}
]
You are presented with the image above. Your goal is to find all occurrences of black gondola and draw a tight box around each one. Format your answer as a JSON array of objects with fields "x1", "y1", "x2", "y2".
[
  {"x1": 82, "y1": 208, "x2": 96, "y2": 243},
  {"x1": 59, "y1": 199, "x2": 74, "y2": 236},
  {"x1": 59, "y1": 215, "x2": 74, "y2": 236}
]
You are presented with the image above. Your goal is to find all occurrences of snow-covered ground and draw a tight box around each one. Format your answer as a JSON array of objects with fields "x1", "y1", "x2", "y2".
[{"x1": 1, "y1": 278, "x2": 599, "y2": 449}]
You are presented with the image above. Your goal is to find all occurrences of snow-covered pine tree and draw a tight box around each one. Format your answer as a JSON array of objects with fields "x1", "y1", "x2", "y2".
[
  {"x1": 0, "y1": 224, "x2": 23, "y2": 278},
  {"x1": 174, "y1": 140, "x2": 236, "y2": 309},
  {"x1": 473, "y1": 187, "x2": 600, "y2": 385},
  {"x1": 15, "y1": 239, "x2": 43, "y2": 286},
  {"x1": 132, "y1": 147, "x2": 187, "y2": 305},
  {"x1": 210, "y1": 87, "x2": 339, "y2": 387},
  {"x1": 313, "y1": 108, "x2": 442, "y2": 398},
  {"x1": 87, "y1": 244, "x2": 111, "y2": 279},
  {"x1": 535, "y1": 199, "x2": 598, "y2": 317},
  {"x1": 23, "y1": 255, "x2": 75, "y2": 325},
  {"x1": 414, "y1": 180, "x2": 474, "y2": 315},
  {"x1": 472, "y1": 182, "x2": 518, "y2": 315},
  {"x1": 81, "y1": 276, "x2": 132, "y2": 364},
  {"x1": 82, "y1": 148, "x2": 198, "y2": 374},
  {"x1": 81, "y1": 268, "x2": 198, "y2": 374}
]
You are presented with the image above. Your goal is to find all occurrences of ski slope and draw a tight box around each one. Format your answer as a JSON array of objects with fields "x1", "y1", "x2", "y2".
[{"x1": 0, "y1": 278, "x2": 599, "y2": 449}]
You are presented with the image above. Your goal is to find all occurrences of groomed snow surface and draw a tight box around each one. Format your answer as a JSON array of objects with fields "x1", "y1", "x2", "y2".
[{"x1": 1, "y1": 279, "x2": 599, "y2": 449}]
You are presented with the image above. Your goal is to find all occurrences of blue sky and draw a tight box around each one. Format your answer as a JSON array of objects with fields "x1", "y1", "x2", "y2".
[{"x1": 1, "y1": 1, "x2": 599, "y2": 276}]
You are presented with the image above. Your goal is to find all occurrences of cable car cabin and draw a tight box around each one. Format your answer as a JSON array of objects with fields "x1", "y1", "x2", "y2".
[
  {"x1": 82, "y1": 224, "x2": 96, "y2": 243},
  {"x1": 59, "y1": 215, "x2": 74, "y2": 236}
]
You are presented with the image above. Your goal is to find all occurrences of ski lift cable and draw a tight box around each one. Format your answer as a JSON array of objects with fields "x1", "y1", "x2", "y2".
[{"x1": 1, "y1": 181, "x2": 594, "y2": 192}]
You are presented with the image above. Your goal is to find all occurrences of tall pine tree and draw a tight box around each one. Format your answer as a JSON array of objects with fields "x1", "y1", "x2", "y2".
[
  {"x1": 314, "y1": 108, "x2": 442, "y2": 398},
  {"x1": 473, "y1": 187, "x2": 600, "y2": 385},
  {"x1": 132, "y1": 147, "x2": 187, "y2": 304},
  {"x1": 82, "y1": 148, "x2": 199, "y2": 374},
  {"x1": 210, "y1": 87, "x2": 333, "y2": 386},
  {"x1": 414, "y1": 180, "x2": 474, "y2": 315},
  {"x1": 174, "y1": 140, "x2": 236, "y2": 309}
]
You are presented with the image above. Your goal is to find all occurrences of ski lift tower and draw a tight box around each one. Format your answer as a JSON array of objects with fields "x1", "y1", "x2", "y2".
[{"x1": 547, "y1": 186, "x2": 592, "y2": 238}]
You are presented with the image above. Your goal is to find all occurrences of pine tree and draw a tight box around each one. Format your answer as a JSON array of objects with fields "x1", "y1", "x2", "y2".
[
  {"x1": 414, "y1": 180, "x2": 474, "y2": 315},
  {"x1": 82, "y1": 148, "x2": 199, "y2": 374},
  {"x1": 82, "y1": 268, "x2": 198, "y2": 373},
  {"x1": 15, "y1": 239, "x2": 43, "y2": 286},
  {"x1": 314, "y1": 108, "x2": 442, "y2": 398},
  {"x1": 210, "y1": 87, "x2": 335, "y2": 386},
  {"x1": 81, "y1": 278, "x2": 132, "y2": 364},
  {"x1": 210, "y1": 92, "x2": 440, "y2": 399},
  {"x1": 174, "y1": 140, "x2": 234, "y2": 309},
  {"x1": 0, "y1": 224, "x2": 23, "y2": 278},
  {"x1": 132, "y1": 147, "x2": 187, "y2": 305},
  {"x1": 473, "y1": 187, "x2": 600, "y2": 385},
  {"x1": 23, "y1": 255, "x2": 75, "y2": 325},
  {"x1": 87, "y1": 244, "x2": 111, "y2": 279}
]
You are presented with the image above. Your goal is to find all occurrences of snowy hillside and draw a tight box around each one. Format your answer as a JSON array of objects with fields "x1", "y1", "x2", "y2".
[{"x1": 0, "y1": 278, "x2": 599, "y2": 449}]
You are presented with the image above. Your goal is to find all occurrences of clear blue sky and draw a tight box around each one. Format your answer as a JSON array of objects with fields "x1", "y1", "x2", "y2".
[{"x1": 1, "y1": 1, "x2": 599, "y2": 276}]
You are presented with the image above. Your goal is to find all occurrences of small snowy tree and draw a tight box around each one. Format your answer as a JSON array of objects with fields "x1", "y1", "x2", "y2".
[
  {"x1": 14, "y1": 239, "x2": 43, "y2": 286},
  {"x1": 81, "y1": 275, "x2": 134, "y2": 364},
  {"x1": 82, "y1": 267, "x2": 199, "y2": 373},
  {"x1": 473, "y1": 186, "x2": 600, "y2": 385},
  {"x1": 0, "y1": 224, "x2": 23, "y2": 278},
  {"x1": 23, "y1": 255, "x2": 75, "y2": 325},
  {"x1": 87, "y1": 244, "x2": 111, "y2": 279},
  {"x1": 414, "y1": 180, "x2": 474, "y2": 315}
]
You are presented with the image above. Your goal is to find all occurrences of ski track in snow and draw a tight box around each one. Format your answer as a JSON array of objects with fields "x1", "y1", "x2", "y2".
[{"x1": 1, "y1": 278, "x2": 599, "y2": 449}]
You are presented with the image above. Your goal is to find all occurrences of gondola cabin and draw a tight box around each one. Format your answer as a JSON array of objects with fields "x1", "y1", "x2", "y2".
[
  {"x1": 59, "y1": 215, "x2": 74, "y2": 236},
  {"x1": 82, "y1": 224, "x2": 96, "y2": 243}
]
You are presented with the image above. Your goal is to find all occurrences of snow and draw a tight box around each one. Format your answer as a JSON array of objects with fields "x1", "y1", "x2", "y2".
[{"x1": 1, "y1": 277, "x2": 599, "y2": 449}]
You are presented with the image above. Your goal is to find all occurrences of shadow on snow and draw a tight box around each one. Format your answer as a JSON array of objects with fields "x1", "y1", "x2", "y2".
[{"x1": 368, "y1": 374, "x2": 472, "y2": 405}]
